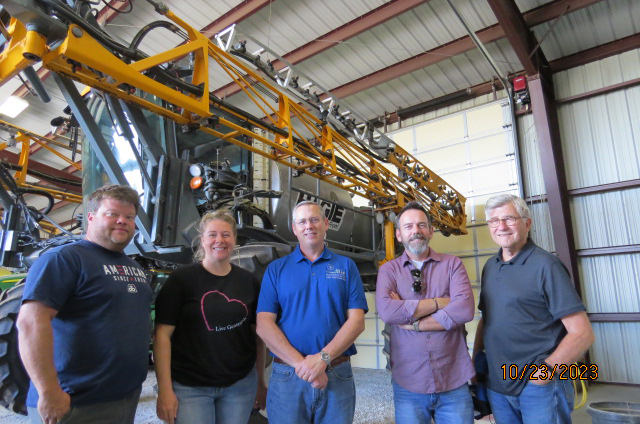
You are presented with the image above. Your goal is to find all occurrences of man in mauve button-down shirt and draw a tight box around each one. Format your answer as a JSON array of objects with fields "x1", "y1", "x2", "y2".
[{"x1": 376, "y1": 201, "x2": 475, "y2": 424}]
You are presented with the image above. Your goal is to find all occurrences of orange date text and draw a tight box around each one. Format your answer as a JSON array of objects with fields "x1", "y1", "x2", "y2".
[{"x1": 500, "y1": 364, "x2": 598, "y2": 381}]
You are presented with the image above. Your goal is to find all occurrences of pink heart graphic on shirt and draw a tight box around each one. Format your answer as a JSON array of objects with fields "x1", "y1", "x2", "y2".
[{"x1": 201, "y1": 290, "x2": 249, "y2": 331}]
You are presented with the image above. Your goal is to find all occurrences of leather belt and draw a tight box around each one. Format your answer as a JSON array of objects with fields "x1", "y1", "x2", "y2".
[{"x1": 273, "y1": 355, "x2": 349, "y2": 367}]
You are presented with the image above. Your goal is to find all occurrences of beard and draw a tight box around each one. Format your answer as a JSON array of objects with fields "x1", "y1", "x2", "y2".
[{"x1": 403, "y1": 234, "x2": 428, "y2": 256}]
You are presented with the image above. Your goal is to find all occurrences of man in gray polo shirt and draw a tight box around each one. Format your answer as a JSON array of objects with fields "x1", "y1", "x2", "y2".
[{"x1": 473, "y1": 194, "x2": 594, "y2": 424}]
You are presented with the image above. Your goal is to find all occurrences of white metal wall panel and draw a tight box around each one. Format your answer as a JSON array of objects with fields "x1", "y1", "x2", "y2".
[
  {"x1": 554, "y1": 49, "x2": 640, "y2": 100},
  {"x1": 552, "y1": 49, "x2": 640, "y2": 384},
  {"x1": 570, "y1": 189, "x2": 640, "y2": 250},
  {"x1": 557, "y1": 87, "x2": 640, "y2": 190},
  {"x1": 516, "y1": 113, "x2": 547, "y2": 198},
  {"x1": 515, "y1": 112, "x2": 556, "y2": 252},
  {"x1": 528, "y1": 202, "x2": 554, "y2": 253},
  {"x1": 553, "y1": 49, "x2": 640, "y2": 189},
  {"x1": 590, "y1": 322, "x2": 640, "y2": 384},
  {"x1": 580, "y1": 254, "x2": 640, "y2": 313}
]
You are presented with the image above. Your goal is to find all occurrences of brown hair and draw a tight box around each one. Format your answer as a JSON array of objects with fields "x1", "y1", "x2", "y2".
[
  {"x1": 395, "y1": 201, "x2": 431, "y2": 228},
  {"x1": 86, "y1": 184, "x2": 140, "y2": 214}
]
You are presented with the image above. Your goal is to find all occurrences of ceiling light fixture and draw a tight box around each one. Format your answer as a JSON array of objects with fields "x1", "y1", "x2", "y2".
[{"x1": 0, "y1": 96, "x2": 29, "y2": 118}]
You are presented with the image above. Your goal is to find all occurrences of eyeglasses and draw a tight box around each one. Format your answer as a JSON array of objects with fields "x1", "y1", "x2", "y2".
[
  {"x1": 294, "y1": 216, "x2": 322, "y2": 226},
  {"x1": 487, "y1": 216, "x2": 522, "y2": 228},
  {"x1": 410, "y1": 269, "x2": 422, "y2": 293}
]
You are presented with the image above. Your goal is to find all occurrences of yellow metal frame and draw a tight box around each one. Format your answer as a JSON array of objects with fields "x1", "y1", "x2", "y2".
[
  {"x1": 0, "y1": 120, "x2": 82, "y2": 204},
  {"x1": 0, "y1": 6, "x2": 467, "y2": 260}
]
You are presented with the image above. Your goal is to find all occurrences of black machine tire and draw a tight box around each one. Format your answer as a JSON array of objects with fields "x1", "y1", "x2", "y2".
[
  {"x1": 236, "y1": 226, "x2": 290, "y2": 247},
  {"x1": 0, "y1": 282, "x2": 26, "y2": 303},
  {"x1": 231, "y1": 241, "x2": 293, "y2": 372},
  {"x1": 231, "y1": 241, "x2": 293, "y2": 289},
  {"x1": 0, "y1": 281, "x2": 28, "y2": 415}
]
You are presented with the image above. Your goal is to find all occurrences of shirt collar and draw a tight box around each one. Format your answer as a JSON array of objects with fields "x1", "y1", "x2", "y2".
[
  {"x1": 400, "y1": 247, "x2": 442, "y2": 268},
  {"x1": 495, "y1": 239, "x2": 536, "y2": 265},
  {"x1": 293, "y1": 245, "x2": 331, "y2": 263}
]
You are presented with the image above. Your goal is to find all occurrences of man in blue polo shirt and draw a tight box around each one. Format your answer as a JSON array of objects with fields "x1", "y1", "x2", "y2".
[{"x1": 257, "y1": 200, "x2": 367, "y2": 424}]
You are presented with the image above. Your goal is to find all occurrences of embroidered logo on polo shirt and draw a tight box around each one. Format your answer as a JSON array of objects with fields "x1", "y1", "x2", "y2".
[
  {"x1": 326, "y1": 264, "x2": 346, "y2": 280},
  {"x1": 127, "y1": 284, "x2": 137, "y2": 293}
]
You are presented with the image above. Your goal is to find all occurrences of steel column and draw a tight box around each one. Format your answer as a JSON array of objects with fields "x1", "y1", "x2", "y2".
[
  {"x1": 53, "y1": 74, "x2": 153, "y2": 243},
  {"x1": 528, "y1": 75, "x2": 580, "y2": 292}
]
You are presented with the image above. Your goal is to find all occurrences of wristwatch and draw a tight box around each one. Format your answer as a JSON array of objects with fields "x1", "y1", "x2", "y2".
[
  {"x1": 320, "y1": 351, "x2": 331, "y2": 367},
  {"x1": 413, "y1": 320, "x2": 421, "y2": 332}
]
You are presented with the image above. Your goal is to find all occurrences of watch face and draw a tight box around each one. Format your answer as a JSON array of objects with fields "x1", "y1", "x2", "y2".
[{"x1": 321, "y1": 352, "x2": 330, "y2": 361}]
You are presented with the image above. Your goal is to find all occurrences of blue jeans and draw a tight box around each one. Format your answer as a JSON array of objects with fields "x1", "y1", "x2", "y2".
[
  {"x1": 392, "y1": 380, "x2": 473, "y2": 424},
  {"x1": 173, "y1": 367, "x2": 257, "y2": 424},
  {"x1": 266, "y1": 361, "x2": 355, "y2": 424},
  {"x1": 487, "y1": 378, "x2": 574, "y2": 424}
]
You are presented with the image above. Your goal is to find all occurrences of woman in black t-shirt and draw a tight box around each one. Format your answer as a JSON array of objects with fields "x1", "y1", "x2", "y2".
[{"x1": 154, "y1": 210, "x2": 267, "y2": 424}]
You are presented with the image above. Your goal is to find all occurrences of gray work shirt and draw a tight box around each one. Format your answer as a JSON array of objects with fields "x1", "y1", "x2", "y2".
[{"x1": 479, "y1": 240, "x2": 586, "y2": 396}]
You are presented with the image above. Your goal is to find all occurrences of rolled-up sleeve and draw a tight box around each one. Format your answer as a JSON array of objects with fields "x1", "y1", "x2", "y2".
[
  {"x1": 431, "y1": 257, "x2": 474, "y2": 330},
  {"x1": 376, "y1": 261, "x2": 418, "y2": 325}
]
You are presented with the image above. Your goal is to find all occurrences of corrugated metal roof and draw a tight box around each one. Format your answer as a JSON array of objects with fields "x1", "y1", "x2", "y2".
[{"x1": 532, "y1": 0, "x2": 640, "y2": 61}]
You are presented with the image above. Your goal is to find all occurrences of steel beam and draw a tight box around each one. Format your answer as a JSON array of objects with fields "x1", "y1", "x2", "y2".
[
  {"x1": 577, "y1": 245, "x2": 640, "y2": 257},
  {"x1": 0, "y1": 150, "x2": 81, "y2": 193},
  {"x1": 200, "y1": 0, "x2": 274, "y2": 40},
  {"x1": 54, "y1": 74, "x2": 153, "y2": 243},
  {"x1": 588, "y1": 313, "x2": 640, "y2": 322},
  {"x1": 568, "y1": 179, "x2": 640, "y2": 196},
  {"x1": 486, "y1": 0, "x2": 547, "y2": 76},
  {"x1": 214, "y1": 0, "x2": 427, "y2": 98},
  {"x1": 528, "y1": 75, "x2": 580, "y2": 294},
  {"x1": 558, "y1": 77, "x2": 640, "y2": 104},
  {"x1": 551, "y1": 33, "x2": 640, "y2": 73},
  {"x1": 376, "y1": 79, "x2": 504, "y2": 124},
  {"x1": 328, "y1": 0, "x2": 596, "y2": 99}
]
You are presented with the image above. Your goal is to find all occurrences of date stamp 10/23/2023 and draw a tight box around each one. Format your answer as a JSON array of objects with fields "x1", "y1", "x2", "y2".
[{"x1": 501, "y1": 363, "x2": 598, "y2": 381}]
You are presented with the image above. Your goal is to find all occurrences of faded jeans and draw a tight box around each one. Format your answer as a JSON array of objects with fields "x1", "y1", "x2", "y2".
[
  {"x1": 392, "y1": 380, "x2": 474, "y2": 424},
  {"x1": 266, "y1": 361, "x2": 356, "y2": 424},
  {"x1": 487, "y1": 378, "x2": 574, "y2": 424}
]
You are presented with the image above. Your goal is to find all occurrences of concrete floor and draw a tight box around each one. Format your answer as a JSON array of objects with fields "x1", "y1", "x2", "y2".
[{"x1": 1, "y1": 369, "x2": 637, "y2": 423}]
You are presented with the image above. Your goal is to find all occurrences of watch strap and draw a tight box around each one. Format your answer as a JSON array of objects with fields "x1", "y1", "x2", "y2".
[{"x1": 320, "y1": 351, "x2": 331, "y2": 366}]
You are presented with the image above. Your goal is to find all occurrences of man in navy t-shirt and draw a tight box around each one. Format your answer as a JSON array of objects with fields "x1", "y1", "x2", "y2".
[
  {"x1": 18, "y1": 184, "x2": 152, "y2": 424},
  {"x1": 257, "y1": 201, "x2": 368, "y2": 424}
]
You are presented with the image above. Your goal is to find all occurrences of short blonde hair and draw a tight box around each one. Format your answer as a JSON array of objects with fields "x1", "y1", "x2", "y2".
[
  {"x1": 292, "y1": 201, "x2": 323, "y2": 222},
  {"x1": 193, "y1": 210, "x2": 237, "y2": 262}
]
